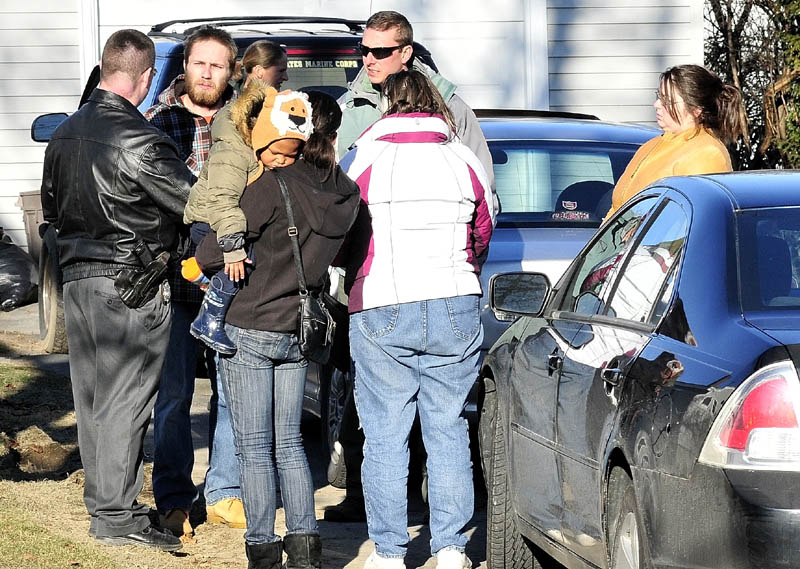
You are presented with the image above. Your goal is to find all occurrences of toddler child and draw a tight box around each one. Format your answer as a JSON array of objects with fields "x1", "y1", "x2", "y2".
[{"x1": 182, "y1": 84, "x2": 313, "y2": 353}]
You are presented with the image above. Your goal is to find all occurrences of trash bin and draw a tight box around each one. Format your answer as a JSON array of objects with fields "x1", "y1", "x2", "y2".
[{"x1": 16, "y1": 190, "x2": 43, "y2": 265}]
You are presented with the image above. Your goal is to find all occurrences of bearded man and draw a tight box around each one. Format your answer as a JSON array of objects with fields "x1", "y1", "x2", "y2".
[{"x1": 144, "y1": 25, "x2": 244, "y2": 537}]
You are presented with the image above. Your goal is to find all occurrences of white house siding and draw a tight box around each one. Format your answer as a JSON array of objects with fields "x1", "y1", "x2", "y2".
[
  {"x1": 546, "y1": 0, "x2": 704, "y2": 124},
  {"x1": 91, "y1": 0, "x2": 544, "y2": 110},
  {"x1": 0, "y1": 0, "x2": 81, "y2": 249}
]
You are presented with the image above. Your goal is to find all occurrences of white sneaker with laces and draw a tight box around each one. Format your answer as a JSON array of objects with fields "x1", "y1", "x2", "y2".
[
  {"x1": 436, "y1": 549, "x2": 472, "y2": 569},
  {"x1": 364, "y1": 551, "x2": 406, "y2": 569}
]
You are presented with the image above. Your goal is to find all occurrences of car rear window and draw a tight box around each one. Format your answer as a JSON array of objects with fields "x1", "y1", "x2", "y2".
[
  {"x1": 738, "y1": 207, "x2": 800, "y2": 311},
  {"x1": 489, "y1": 140, "x2": 640, "y2": 228}
]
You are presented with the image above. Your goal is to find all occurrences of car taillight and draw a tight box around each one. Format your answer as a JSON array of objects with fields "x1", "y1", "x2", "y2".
[{"x1": 699, "y1": 361, "x2": 800, "y2": 470}]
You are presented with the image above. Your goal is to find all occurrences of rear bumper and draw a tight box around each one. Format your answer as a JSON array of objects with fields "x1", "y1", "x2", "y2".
[{"x1": 636, "y1": 464, "x2": 800, "y2": 568}]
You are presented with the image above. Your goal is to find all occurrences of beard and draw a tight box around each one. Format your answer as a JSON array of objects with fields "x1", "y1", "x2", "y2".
[{"x1": 184, "y1": 74, "x2": 227, "y2": 107}]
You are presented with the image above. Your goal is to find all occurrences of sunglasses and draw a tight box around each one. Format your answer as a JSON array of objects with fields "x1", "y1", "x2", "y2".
[{"x1": 358, "y1": 43, "x2": 405, "y2": 60}]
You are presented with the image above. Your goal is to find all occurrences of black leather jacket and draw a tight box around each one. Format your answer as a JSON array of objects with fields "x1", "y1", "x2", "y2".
[{"x1": 41, "y1": 89, "x2": 193, "y2": 282}]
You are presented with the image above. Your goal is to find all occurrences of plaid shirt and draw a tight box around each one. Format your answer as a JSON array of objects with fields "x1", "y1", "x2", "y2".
[{"x1": 145, "y1": 75, "x2": 235, "y2": 303}]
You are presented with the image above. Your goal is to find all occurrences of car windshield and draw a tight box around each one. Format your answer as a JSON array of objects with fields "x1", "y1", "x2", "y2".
[
  {"x1": 738, "y1": 207, "x2": 800, "y2": 311},
  {"x1": 489, "y1": 140, "x2": 640, "y2": 228}
]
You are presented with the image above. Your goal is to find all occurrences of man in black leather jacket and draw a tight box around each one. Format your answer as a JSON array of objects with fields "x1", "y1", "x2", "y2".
[{"x1": 40, "y1": 29, "x2": 193, "y2": 552}]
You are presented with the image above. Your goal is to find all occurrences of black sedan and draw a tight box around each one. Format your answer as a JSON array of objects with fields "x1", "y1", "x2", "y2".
[{"x1": 479, "y1": 171, "x2": 800, "y2": 569}]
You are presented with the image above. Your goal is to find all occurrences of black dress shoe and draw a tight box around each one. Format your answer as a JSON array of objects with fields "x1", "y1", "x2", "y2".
[
  {"x1": 96, "y1": 525, "x2": 182, "y2": 551},
  {"x1": 323, "y1": 495, "x2": 366, "y2": 523}
]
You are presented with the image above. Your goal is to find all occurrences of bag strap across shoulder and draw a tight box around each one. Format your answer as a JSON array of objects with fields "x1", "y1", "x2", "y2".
[{"x1": 273, "y1": 170, "x2": 309, "y2": 296}]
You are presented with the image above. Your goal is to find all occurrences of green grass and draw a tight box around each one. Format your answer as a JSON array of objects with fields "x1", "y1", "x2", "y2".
[
  {"x1": 0, "y1": 363, "x2": 72, "y2": 406},
  {"x1": 0, "y1": 505, "x2": 116, "y2": 569}
]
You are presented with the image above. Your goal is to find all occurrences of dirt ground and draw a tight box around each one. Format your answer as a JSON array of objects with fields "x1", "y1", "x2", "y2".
[{"x1": 0, "y1": 330, "x2": 487, "y2": 569}]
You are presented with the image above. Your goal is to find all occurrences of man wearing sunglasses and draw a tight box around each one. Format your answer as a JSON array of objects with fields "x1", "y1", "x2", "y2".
[
  {"x1": 327, "y1": 9, "x2": 497, "y2": 529},
  {"x1": 337, "y1": 10, "x2": 495, "y2": 210}
]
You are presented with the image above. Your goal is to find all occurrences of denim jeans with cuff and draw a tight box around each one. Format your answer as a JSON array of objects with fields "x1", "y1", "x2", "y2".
[
  {"x1": 350, "y1": 295, "x2": 482, "y2": 558},
  {"x1": 219, "y1": 324, "x2": 318, "y2": 545}
]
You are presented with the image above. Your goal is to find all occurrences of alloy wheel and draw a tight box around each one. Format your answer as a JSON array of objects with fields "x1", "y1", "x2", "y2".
[{"x1": 614, "y1": 511, "x2": 640, "y2": 569}]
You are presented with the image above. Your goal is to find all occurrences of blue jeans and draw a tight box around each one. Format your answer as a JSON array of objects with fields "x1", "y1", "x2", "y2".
[
  {"x1": 205, "y1": 351, "x2": 243, "y2": 505},
  {"x1": 152, "y1": 301, "x2": 241, "y2": 511},
  {"x1": 350, "y1": 296, "x2": 483, "y2": 558},
  {"x1": 219, "y1": 324, "x2": 318, "y2": 545}
]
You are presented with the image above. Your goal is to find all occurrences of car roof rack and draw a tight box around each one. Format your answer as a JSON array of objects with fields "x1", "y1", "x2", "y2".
[
  {"x1": 475, "y1": 109, "x2": 600, "y2": 121},
  {"x1": 150, "y1": 16, "x2": 366, "y2": 37}
]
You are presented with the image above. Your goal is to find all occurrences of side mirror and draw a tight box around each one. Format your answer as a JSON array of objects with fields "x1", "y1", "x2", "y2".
[
  {"x1": 31, "y1": 113, "x2": 69, "y2": 143},
  {"x1": 489, "y1": 272, "x2": 551, "y2": 320}
]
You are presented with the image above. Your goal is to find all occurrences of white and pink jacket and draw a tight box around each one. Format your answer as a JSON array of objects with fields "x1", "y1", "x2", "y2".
[{"x1": 343, "y1": 112, "x2": 495, "y2": 313}]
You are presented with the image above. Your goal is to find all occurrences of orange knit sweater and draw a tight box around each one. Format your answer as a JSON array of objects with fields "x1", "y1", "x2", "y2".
[{"x1": 604, "y1": 127, "x2": 732, "y2": 220}]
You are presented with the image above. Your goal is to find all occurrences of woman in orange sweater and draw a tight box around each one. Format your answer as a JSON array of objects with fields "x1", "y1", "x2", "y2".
[{"x1": 604, "y1": 64, "x2": 744, "y2": 221}]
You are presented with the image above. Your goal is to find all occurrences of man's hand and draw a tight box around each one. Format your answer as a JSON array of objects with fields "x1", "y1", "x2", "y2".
[{"x1": 225, "y1": 258, "x2": 252, "y2": 282}]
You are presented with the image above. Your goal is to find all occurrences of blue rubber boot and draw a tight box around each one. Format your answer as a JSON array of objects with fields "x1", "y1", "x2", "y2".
[{"x1": 190, "y1": 276, "x2": 237, "y2": 355}]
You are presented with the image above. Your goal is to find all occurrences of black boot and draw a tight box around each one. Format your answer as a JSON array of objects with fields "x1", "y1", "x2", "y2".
[
  {"x1": 323, "y1": 494, "x2": 366, "y2": 522},
  {"x1": 246, "y1": 540, "x2": 283, "y2": 569},
  {"x1": 190, "y1": 277, "x2": 237, "y2": 354},
  {"x1": 284, "y1": 533, "x2": 322, "y2": 569}
]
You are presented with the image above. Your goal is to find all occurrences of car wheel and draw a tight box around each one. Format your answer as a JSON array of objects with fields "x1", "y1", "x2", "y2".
[
  {"x1": 323, "y1": 366, "x2": 349, "y2": 488},
  {"x1": 485, "y1": 411, "x2": 540, "y2": 569},
  {"x1": 38, "y1": 246, "x2": 67, "y2": 353},
  {"x1": 609, "y1": 467, "x2": 651, "y2": 569}
]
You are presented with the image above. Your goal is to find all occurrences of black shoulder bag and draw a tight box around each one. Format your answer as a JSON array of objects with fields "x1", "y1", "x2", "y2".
[{"x1": 274, "y1": 170, "x2": 336, "y2": 364}]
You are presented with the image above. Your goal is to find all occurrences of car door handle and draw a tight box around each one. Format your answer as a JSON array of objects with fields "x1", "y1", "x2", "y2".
[
  {"x1": 547, "y1": 353, "x2": 563, "y2": 376},
  {"x1": 601, "y1": 367, "x2": 622, "y2": 386}
]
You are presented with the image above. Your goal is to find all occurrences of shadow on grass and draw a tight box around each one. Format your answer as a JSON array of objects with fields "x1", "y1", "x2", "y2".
[{"x1": 0, "y1": 334, "x2": 81, "y2": 482}]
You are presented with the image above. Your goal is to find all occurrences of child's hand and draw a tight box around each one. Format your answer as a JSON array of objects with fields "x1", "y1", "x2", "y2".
[{"x1": 225, "y1": 259, "x2": 252, "y2": 282}]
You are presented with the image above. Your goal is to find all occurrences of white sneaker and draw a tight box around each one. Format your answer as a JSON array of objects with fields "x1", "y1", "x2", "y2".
[
  {"x1": 364, "y1": 551, "x2": 406, "y2": 569},
  {"x1": 436, "y1": 549, "x2": 472, "y2": 569}
]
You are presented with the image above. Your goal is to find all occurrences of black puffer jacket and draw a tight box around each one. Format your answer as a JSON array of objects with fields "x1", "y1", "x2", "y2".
[{"x1": 41, "y1": 88, "x2": 194, "y2": 282}]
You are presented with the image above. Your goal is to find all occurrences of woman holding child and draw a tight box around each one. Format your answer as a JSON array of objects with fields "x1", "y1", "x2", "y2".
[{"x1": 193, "y1": 86, "x2": 359, "y2": 569}]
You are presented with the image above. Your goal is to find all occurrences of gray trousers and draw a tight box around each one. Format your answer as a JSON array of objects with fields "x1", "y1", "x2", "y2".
[{"x1": 63, "y1": 275, "x2": 171, "y2": 537}]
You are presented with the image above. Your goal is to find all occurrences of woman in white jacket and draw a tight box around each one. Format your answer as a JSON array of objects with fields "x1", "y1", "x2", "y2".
[{"x1": 341, "y1": 69, "x2": 494, "y2": 569}]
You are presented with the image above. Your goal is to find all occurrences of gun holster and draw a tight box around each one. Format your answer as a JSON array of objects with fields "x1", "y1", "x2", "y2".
[{"x1": 114, "y1": 240, "x2": 171, "y2": 309}]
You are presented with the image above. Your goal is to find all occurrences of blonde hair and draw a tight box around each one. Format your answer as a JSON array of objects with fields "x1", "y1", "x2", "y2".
[{"x1": 232, "y1": 40, "x2": 286, "y2": 84}]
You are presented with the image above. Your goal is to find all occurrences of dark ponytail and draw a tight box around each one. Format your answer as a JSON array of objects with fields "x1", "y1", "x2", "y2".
[
  {"x1": 302, "y1": 91, "x2": 341, "y2": 182},
  {"x1": 661, "y1": 64, "x2": 744, "y2": 144}
]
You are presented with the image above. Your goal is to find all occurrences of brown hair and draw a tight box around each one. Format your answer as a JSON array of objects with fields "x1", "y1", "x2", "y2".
[
  {"x1": 303, "y1": 91, "x2": 342, "y2": 182},
  {"x1": 100, "y1": 29, "x2": 155, "y2": 83},
  {"x1": 382, "y1": 70, "x2": 455, "y2": 134},
  {"x1": 365, "y1": 10, "x2": 413, "y2": 46},
  {"x1": 232, "y1": 40, "x2": 286, "y2": 84},
  {"x1": 660, "y1": 64, "x2": 744, "y2": 144},
  {"x1": 183, "y1": 26, "x2": 237, "y2": 71}
]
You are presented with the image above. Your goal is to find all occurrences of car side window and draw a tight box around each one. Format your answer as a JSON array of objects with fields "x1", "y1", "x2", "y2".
[
  {"x1": 559, "y1": 197, "x2": 658, "y2": 315},
  {"x1": 606, "y1": 199, "x2": 688, "y2": 323}
]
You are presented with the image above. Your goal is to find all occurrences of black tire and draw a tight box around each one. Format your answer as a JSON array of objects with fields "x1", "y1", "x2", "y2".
[
  {"x1": 485, "y1": 413, "x2": 539, "y2": 569},
  {"x1": 38, "y1": 246, "x2": 68, "y2": 354},
  {"x1": 608, "y1": 467, "x2": 651, "y2": 569},
  {"x1": 323, "y1": 366, "x2": 349, "y2": 488}
]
